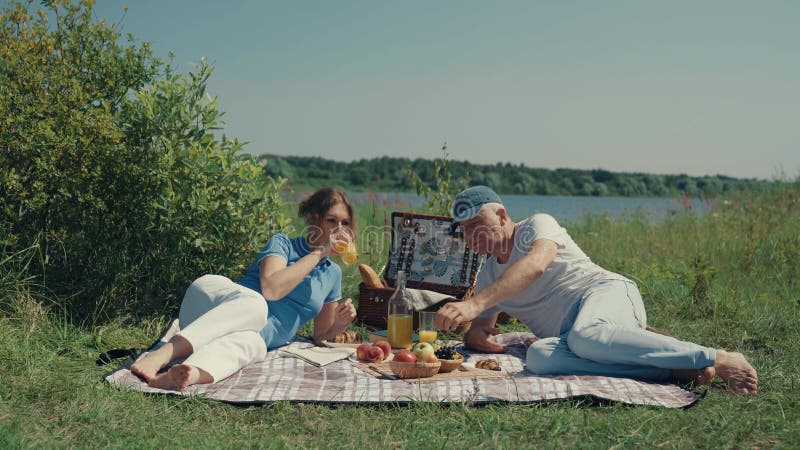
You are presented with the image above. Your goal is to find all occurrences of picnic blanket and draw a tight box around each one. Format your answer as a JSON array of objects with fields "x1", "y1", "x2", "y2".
[{"x1": 104, "y1": 321, "x2": 698, "y2": 408}]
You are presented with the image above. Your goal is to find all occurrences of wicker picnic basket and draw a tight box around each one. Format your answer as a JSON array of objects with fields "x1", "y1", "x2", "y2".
[{"x1": 356, "y1": 212, "x2": 483, "y2": 330}]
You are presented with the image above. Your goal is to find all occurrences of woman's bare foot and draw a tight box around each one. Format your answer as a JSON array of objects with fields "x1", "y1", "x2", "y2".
[
  {"x1": 167, "y1": 364, "x2": 213, "y2": 390},
  {"x1": 130, "y1": 348, "x2": 172, "y2": 383},
  {"x1": 147, "y1": 371, "x2": 179, "y2": 391},
  {"x1": 671, "y1": 366, "x2": 716, "y2": 386},
  {"x1": 714, "y1": 350, "x2": 758, "y2": 395},
  {"x1": 130, "y1": 335, "x2": 193, "y2": 383},
  {"x1": 145, "y1": 364, "x2": 213, "y2": 391}
]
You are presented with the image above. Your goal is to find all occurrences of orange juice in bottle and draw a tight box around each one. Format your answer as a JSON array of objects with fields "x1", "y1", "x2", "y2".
[
  {"x1": 387, "y1": 270, "x2": 413, "y2": 348},
  {"x1": 387, "y1": 315, "x2": 413, "y2": 348}
]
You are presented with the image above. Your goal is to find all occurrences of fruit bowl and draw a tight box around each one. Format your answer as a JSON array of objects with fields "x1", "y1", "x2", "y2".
[
  {"x1": 388, "y1": 360, "x2": 441, "y2": 379},
  {"x1": 437, "y1": 354, "x2": 464, "y2": 373}
]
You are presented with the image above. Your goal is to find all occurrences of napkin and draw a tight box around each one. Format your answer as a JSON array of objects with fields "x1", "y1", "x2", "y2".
[
  {"x1": 404, "y1": 288, "x2": 452, "y2": 311},
  {"x1": 280, "y1": 345, "x2": 355, "y2": 367}
]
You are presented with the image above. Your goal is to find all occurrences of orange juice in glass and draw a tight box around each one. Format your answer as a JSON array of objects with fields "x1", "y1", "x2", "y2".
[
  {"x1": 331, "y1": 228, "x2": 357, "y2": 265},
  {"x1": 418, "y1": 311, "x2": 438, "y2": 343},
  {"x1": 341, "y1": 242, "x2": 358, "y2": 264}
]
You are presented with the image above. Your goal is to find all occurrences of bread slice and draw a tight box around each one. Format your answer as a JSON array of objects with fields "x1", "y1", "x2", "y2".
[{"x1": 358, "y1": 263, "x2": 385, "y2": 289}]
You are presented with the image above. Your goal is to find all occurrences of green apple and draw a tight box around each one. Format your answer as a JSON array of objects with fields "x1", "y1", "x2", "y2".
[{"x1": 411, "y1": 342, "x2": 437, "y2": 363}]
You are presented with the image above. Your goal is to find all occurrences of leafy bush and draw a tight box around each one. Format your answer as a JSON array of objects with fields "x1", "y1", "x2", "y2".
[
  {"x1": 0, "y1": 0, "x2": 287, "y2": 321},
  {"x1": 408, "y1": 144, "x2": 470, "y2": 216}
]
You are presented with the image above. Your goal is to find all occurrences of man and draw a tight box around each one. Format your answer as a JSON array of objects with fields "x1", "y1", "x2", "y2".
[{"x1": 435, "y1": 186, "x2": 758, "y2": 394}]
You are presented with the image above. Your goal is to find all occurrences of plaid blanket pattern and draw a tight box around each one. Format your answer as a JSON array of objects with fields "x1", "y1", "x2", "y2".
[{"x1": 105, "y1": 323, "x2": 698, "y2": 408}]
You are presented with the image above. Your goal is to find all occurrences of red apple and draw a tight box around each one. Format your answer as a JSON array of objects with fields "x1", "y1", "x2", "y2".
[
  {"x1": 356, "y1": 344, "x2": 372, "y2": 361},
  {"x1": 393, "y1": 349, "x2": 418, "y2": 363},
  {"x1": 375, "y1": 341, "x2": 392, "y2": 361},
  {"x1": 366, "y1": 345, "x2": 385, "y2": 363}
]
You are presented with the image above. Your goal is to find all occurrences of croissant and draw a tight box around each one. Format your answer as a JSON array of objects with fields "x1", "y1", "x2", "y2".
[
  {"x1": 475, "y1": 359, "x2": 501, "y2": 371},
  {"x1": 453, "y1": 320, "x2": 472, "y2": 336},
  {"x1": 333, "y1": 330, "x2": 363, "y2": 344}
]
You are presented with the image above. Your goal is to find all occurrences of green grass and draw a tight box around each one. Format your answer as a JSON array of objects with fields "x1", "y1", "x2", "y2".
[{"x1": 2, "y1": 185, "x2": 800, "y2": 448}]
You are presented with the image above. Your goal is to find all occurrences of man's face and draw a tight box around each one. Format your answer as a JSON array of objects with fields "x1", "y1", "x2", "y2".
[{"x1": 459, "y1": 208, "x2": 504, "y2": 255}]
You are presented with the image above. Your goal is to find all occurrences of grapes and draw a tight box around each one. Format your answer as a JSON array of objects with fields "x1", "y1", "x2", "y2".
[{"x1": 435, "y1": 345, "x2": 462, "y2": 360}]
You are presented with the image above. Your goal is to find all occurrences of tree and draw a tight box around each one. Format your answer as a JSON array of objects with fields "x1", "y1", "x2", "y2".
[{"x1": 0, "y1": 0, "x2": 286, "y2": 320}]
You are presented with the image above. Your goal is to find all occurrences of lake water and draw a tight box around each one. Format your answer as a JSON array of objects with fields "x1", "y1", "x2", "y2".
[{"x1": 346, "y1": 191, "x2": 713, "y2": 224}]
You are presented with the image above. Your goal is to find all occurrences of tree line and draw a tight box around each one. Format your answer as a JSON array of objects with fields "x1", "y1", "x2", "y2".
[{"x1": 257, "y1": 154, "x2": 772, "y2": 197}]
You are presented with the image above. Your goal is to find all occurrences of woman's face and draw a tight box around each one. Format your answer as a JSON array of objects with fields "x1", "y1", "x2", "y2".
[{"x1": 308, "y1": 202, "x2": 352, "y2": 246}]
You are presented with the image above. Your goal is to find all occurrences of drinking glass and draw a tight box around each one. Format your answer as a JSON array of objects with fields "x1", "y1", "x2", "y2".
[
  {"x1": 418, "y1": 311, "x2": 438, "y2": 343},
  {"x1": 330, "y1": 227, "x2": 358, "y2": 265}
]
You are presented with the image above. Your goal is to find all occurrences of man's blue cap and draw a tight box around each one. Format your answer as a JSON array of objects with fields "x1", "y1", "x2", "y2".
[{"x1": 449, "y1": 185, "x2": 503, "y2": 234}]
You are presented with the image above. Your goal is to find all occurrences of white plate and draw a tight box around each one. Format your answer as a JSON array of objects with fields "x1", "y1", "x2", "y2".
[{"x1": 348, "y1": 352, "x2": 394, "y2": 363}]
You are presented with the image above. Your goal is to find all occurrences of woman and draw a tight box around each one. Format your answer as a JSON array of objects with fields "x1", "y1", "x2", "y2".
[{"x1": 131, "y1": 188, "x2": 358, "y2": 390}]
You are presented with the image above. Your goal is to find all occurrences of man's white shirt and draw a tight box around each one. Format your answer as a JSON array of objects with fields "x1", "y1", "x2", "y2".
[{"x1": 477, "y1": 214, "x2": 630, "y2": 338}]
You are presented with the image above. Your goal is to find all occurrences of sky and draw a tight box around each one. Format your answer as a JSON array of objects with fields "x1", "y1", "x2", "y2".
[{"x1": 91, "y1": 0, "x2": 800, "y2": 180}]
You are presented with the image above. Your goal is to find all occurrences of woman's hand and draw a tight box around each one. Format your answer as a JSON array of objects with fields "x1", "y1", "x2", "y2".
[
  {"x1": 324, "y1": 228, "x2": 353, "y2": 258},
  {"x1": 333, "y1": 298, "x2": 356, "y2": 327},
  {"x1": 313, "y1": 237, "x2": 335, "y2": 258},
  {"x1": 314, "y1": 298, "x2": 357, "y2": 344}
]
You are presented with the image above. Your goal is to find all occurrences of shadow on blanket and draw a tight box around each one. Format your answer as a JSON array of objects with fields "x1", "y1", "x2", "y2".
[{"x1": 103, "y1": 321, "x2": 700, "y2": 408}]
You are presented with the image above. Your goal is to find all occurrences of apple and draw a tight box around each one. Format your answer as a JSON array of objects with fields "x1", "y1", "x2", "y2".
[
  {"x1": 411, "y1": 342, "x2": 435, "y2": 362},
  {"x1": 356, "y1": 344, "x2": 372, "y2": 361},
  {"x1": 393, "y1": 349, "x2": 418, "y2": 363},
  {"x1": 375, "y1": 341, "x2": 392, "y2": 361},
  {"x1": 366, "y1": 345, "x2": 385, "y2": 363}
]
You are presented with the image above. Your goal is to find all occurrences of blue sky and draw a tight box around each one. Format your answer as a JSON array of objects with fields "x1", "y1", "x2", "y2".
[{"x1": 92, "y1": 1, "x2": 800, "y2": 179}]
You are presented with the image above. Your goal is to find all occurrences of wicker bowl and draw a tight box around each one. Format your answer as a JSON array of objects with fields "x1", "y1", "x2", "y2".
[
  {"x1": 437, "y1": 355, "x2": 464, "y2": 373},
  {"x1": 389, "y1": 360, "x2": 441, "y2": 379}
]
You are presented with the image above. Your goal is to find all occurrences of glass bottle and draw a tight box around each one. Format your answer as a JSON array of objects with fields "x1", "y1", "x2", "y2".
[{"x1": 387, "y1": 270, "x2": 413, "y2": 348}]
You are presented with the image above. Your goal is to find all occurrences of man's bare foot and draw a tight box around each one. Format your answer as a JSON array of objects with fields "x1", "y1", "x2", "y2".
[
  {"x1": 715, "y1": 350, "x2": 758, "y2": 395},
  {"x1": 167, "y1": 364, "x2": 213, "y2": 390},
  {"x1": 671, "y1": 366, "x2": 716, "y2": 386}
]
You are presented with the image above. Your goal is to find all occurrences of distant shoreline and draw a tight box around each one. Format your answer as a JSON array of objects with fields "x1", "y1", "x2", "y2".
[{"x1": 260, "y1": 154, "x2": 776, "y2": 199}]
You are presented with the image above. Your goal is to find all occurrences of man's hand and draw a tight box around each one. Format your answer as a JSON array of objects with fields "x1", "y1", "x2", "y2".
[
  {"x1": 435, "y1": 300, "x2": 481, "y2": 332},
  {"x1": 333, "y1": 298, "x2": 356, "y2": 327},
  {"x1": 463, "y1": 326, "x2": 507, "y2": 353}
]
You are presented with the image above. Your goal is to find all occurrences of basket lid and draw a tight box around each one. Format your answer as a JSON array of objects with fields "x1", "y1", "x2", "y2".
[{"x1": 384, "y1": 212, "x2": 483, "y2": 290}]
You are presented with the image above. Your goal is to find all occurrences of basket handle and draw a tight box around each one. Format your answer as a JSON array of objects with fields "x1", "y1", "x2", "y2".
[
  {"x1": 469, "y1": 252, "x2": 480, "y2": 284},
  {"x1": 395, "y1": 236, "x2": 416, "y2": 281}
]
